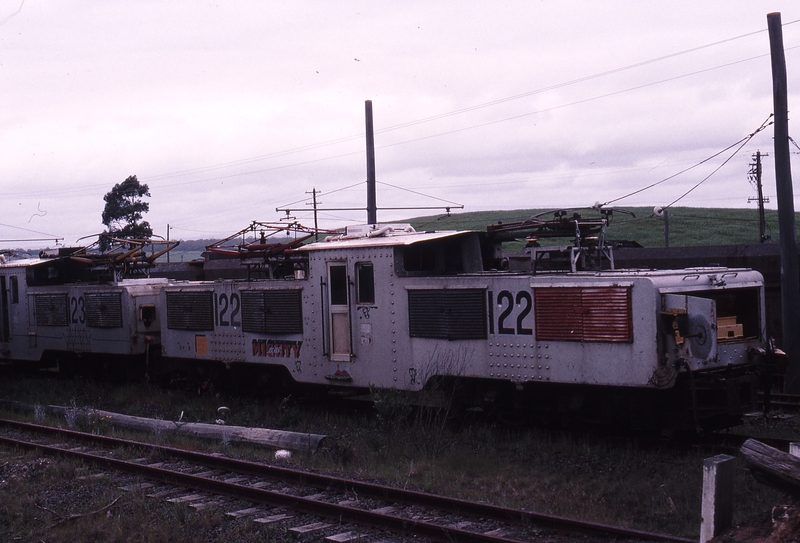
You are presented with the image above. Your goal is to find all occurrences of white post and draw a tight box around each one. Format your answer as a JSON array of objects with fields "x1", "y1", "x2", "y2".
[
  {"x1": 700, "y1": 454, "x2": 735, "y2": 543},
  {"x1": 790, "y1": 442, "x2": 800, "y2": 457}
]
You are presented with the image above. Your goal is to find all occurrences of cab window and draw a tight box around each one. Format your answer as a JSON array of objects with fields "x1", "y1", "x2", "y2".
[{"x1": 356, "y1": 262, "x2": 375, "y2": 304}]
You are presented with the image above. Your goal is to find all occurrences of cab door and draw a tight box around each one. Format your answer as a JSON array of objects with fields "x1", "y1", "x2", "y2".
[{"x1": 327, "y1": 262, "x2": 351, "y2": 361}]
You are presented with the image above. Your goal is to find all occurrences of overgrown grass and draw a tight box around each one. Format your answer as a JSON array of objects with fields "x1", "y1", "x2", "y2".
[{"x1": 0, "y1": 372, "x2": 794, "y2": 538}]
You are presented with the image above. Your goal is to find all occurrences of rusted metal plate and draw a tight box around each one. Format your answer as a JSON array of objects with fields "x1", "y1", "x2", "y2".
[{"x1": 534, "y1": 286, "x2": 632, "y2": 342}]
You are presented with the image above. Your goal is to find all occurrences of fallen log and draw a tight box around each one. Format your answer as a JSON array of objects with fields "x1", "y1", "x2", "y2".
[
  {"x1": 0, "y1": 400, "x2": 325, "y2": 453},
  {"x1": 741, "y1": 438, "x2": 800, "y2": 498}
]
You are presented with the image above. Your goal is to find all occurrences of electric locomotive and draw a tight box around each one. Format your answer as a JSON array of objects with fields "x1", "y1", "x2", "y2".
[
  {"x1": 0, "y1": 241, "x2": 173, "y2": 376},
  {"x1": 159, "y1": 219, "x2": 770, "y2": 431}
]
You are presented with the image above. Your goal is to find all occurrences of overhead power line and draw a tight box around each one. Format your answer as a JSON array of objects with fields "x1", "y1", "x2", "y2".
[
  {"x1": 136, "y1": 20, "x2": 800, "y2": 186},
  {"x1": 602, "y1": 115, "x2": 774, "y2": 208}
]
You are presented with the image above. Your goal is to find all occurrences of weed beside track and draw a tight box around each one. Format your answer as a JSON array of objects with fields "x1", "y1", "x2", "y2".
[{"x1": 0, "y1": 370, "x2": 793, "y2": 541}]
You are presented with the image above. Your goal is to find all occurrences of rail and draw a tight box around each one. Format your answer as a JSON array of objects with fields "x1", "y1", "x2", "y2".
[{"x1": 0, "y1": 418, "x2": 694, "y2": 543}]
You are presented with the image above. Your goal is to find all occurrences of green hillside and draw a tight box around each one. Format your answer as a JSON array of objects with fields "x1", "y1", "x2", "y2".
[{"x1": 405, "y1": 207, "x2": 800, "y2": 248}]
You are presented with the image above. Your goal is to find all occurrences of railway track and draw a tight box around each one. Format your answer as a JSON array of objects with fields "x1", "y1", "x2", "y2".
[
  {"x1": 0, "y1": 418, "x2": 693, "y2": 543},
  {"x1": 760, "y1": 392, "x2": 800, "y2": 411}
]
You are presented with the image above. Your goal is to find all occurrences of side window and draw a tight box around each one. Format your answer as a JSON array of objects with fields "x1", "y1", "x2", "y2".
[
  {"x1": 329, "y1": 265, "x2": 348, "y2": 305},
  {"x1": 356, "y1": 262, "x2": 374, "y2": 304},
  {"x1": 10, "y1": 276, "x2": 18, "y2": 304}
]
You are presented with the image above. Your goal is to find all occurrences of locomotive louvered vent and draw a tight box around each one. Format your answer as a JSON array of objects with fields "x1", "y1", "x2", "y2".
[
  {"x1": 85, "y1": 292, "x2": 123, "y2": 328},
  {"x1": 34, "y1": 293, "x2": 68, "y2": 327},
  {"x1": 408, "y1": 289, "x2": 487, "y2": 340},
  {"x1": 166, "y1": 291, "x2": 214, "y2": 331},
  {"x1": 534, "y1": 286, "x2": 632, "y2": 343},
  {"x1": 241, "y1": 289, "x2": 303, "y2": 334}
]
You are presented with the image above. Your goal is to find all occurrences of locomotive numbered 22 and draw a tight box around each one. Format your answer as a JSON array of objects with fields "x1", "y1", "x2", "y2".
[{"x1": 1, "y1": 222, "x2": 771, "y2": 431}]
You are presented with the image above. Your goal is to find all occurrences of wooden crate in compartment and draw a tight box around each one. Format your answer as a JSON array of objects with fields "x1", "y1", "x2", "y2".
[{"x1": 717, "y1": 316, "x2": 743, "y2": 339}]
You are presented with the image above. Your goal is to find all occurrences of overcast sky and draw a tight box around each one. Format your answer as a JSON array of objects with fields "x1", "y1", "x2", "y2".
[{"x1": 2, "y1": 1, "x2": 800, "y2": 248}]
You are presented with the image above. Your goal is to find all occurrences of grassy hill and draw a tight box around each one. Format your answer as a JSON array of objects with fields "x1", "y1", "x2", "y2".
[
  {"x1": 153, "y1": 207, "x2": 800, "y2": 262},
  {"x1": 405, "y1": 207, "x2": 800, "y2": 248}
]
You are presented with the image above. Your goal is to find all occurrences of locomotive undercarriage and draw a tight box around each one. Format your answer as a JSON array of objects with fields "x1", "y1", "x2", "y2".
[
  {"x1": 442, "y1": 366, "x2": 759, "y2": 433},
  {"x1": 16, "y1": 341, "x2": 760, "y2": 433}
]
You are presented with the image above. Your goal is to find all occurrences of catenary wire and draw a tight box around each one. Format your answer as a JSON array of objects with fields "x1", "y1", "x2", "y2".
[{"x1": 137, "y1": 20, "x2": 800, "y2": 184}]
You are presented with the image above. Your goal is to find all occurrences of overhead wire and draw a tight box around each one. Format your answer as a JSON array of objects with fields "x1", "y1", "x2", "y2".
[
  {"x1": 10, "y1": 19, "x2": 795, "y2": 239},
  {"x1": 601, "y1": 115, "x2": 774, "y2": 208},
  {"x1": 136, "y1": 19, "x2": 800, "y2": 186},
  {"x1": 660, "y1": 116, "x2": 774, "y2": 209},
  {"x1": 0, "y1": 222, "x2": 61, "y2": 239},
  {"x1": 137, "y1": 41, "x2": 800, "y2": 197}
]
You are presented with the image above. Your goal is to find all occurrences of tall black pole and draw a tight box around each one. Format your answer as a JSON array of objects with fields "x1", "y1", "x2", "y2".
[
  {"x1": 365, "y1": 100, "x2": 377, "y2": 225},
  {"x1": 768, "y1": 12, "x2": 800, "y2": 393}
]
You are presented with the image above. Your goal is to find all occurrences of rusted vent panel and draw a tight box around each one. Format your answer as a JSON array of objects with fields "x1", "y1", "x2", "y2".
[
  {"x1": 34, "y1": 293, "x2": 68, "y2": 327},
  {"x1": 166, "y1": 291, "x2": 214, "y2": 331},
  {"x1": 534, "y1": 286, "x2": 632, "y2": 343},
  {"x1": 408, "y1": 288, "x2": 487, "y2": 340},
  {"x1": 241, "y1": 289, "x2": 303, "y2": 334},
  {"x1": 85, "y1": 292, "x2": 123, "y2": 328}
]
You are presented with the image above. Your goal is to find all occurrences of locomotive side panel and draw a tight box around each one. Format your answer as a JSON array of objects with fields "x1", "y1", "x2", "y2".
[
  {"x1": 0, "y1": 265, "x2": 32, "y2": 362},
  {"x1": 1, "y1": 260, "x2": 167, "y2": 365},
  {"x1": 160, "y1": 281, "x2": 313, "y2": 381},
  {"x1": 524, "y1": 278, "x2": 662, "y2": 388},
  {"x1": 391, "y1": 275, "x2": 664, "y2": 392},
  {"x1": 28, "y1": 283, "x2": 160, "y2": 357}
]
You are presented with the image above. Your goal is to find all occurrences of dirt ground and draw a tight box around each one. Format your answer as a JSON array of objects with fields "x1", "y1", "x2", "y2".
[{"x1": 713, "y1": 495, "x2": 800, "y2": 543}]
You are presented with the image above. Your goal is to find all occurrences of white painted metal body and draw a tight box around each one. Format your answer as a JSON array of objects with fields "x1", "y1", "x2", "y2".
[
  {"x1": 0, "y1": 257, "x2": 166, "y2": 363},
  {"x1": 159, "y1": 226, "x2": 766, "y2": 392}
]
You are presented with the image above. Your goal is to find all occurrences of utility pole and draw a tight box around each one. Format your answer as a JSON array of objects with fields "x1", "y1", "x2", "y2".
[
  {"x1": 277, "y1": 103, "x2": 463, "y2": 223},
  {"x1": 365, "y1": 100, "x2": 377, "y2": 225},
  {"x1": 306, "y1": 188, "x2": 320, "y2": 240},
  {"x1": 767, "y1": 12, "x2": 800, "y2": 393},
  {"x1": 747, "y1": 151, "x2": 771, "y2": 243}
]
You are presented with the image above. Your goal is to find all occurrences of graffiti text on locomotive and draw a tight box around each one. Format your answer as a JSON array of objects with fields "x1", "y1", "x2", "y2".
[{"x1": 252, "y1": 339, "x2": 302, "y2": 358}]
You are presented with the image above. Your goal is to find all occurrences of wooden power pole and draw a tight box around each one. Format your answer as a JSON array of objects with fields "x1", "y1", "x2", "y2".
[
  {"x1": 747, "y1": 151, "x2": 770, "y2": 243},
  {"x1": 767, "y1": 12, "x2": 800, "y2": 393}
]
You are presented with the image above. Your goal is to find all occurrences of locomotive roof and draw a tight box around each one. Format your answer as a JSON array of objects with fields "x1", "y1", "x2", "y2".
[
  {"x1": 0, "y1": 256, "x2": 49, "y2": 269},
  {"x1": 300, "y1": 224, "x2": 476, "y2": 252}
]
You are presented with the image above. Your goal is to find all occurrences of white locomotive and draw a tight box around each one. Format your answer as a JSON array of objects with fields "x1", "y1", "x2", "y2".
[
  {"x1": 159, "y1": 220, "x2": 768, "y2": 430},
  {"x1": 0, "y1": 218, "x2": 771, "y2": 430}
]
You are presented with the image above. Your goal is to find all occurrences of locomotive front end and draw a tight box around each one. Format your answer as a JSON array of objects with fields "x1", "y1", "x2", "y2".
[{"x1": 656, "y1": 267, "x2": 766, "y2": 430}]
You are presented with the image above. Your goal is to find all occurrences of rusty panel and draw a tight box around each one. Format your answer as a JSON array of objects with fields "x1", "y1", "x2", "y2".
[
  {"x1": 534, "y1": 286, "x2": 632, "y2": 343},
  {"x1": 85, "y1": 292, "x2": 123, "y2": 328}
]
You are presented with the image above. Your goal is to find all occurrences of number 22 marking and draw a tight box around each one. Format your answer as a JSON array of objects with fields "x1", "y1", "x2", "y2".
[{"x1": 489, "y1": 290, "x2": 532, "y2": 335}]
